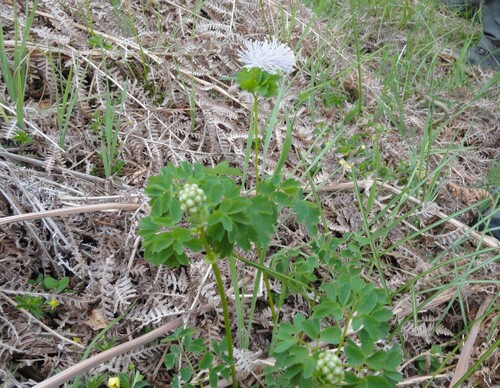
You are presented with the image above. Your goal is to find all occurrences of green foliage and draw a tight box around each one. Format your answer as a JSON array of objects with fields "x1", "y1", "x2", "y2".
[
  {"x1": 265, "y1": 264, "x2": 402, "y2": 387},
  {"x1": 117, "y1": 371, "x2": 150, "y2": 388},
  {"x1": 236, "y1": 68, "x2": 280, "y2": 98},
  {"x1": 0, "y1": 0, "x2": 39, "y2": 130},
  {"x1": 15, "y1": 295, "x2": 45, "y2": 319},
  {"x1": 29, "y1": 275, "x2": 70, "y2": 293},
  {"x1": 69, "y1": 373, "x2": 107, "y2": 388},
  {"x1": 11, "y1": 130, "x2": 33, "y2": 145},
  {"x1": 43, "y1": 276, "x2": 70, "y2": 293},
  {"x1": 139, "y1": 162, "x2": 317, "y2": 267},
  {"x1": 162, "y1": 327, "x2": 231, "y2": 387},
  {"x1": 95, "y1": 337, "x2": 117, "y2": 352},
  {"x1": 88, "y1": 35, "x2": 113, "y2": 50},
  {"x1": 89, "y1": 84, "x2": 127, "y2": 178}
]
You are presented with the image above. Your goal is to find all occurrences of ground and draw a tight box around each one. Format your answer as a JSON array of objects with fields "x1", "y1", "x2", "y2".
[{"x1": 0, "y1": 0, "x2": 499, "y2": 387}]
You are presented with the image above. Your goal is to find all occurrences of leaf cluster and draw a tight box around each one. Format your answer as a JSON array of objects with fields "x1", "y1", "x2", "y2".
[
  {"x1": 139, "y1": 162, "x2": 317, "y2": 268},
  {"x1": 163, "y1": 327, "x2": 232, "y2": 387},
  {"x1": 236, "y1": 68, "x2": 280, "y2": 98},
  {"x1": 267, "y1": 269, "x2": 402, "y2": 387}
]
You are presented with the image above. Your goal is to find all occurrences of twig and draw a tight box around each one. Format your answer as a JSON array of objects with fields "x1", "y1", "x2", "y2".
[
  {"x1": 0, "y1": 203, "x2": 140, "y2": 226},
  {"x1": 0, "y1": 149, "x2": 115, "y2": 187},
  {"x1": 449, "y1": 296, "x2": 493, "y2": 387},
  {"x1": 34, "y1": 317, "x2": 185, "y2": 388},
  {"x1": 397, "y1": 373, "x2": 451, "y2": 386}
]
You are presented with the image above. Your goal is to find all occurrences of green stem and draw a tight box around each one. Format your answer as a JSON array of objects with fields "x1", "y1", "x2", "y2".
[
  {"x1": 228, "y1": 253, "x2": 244, "y2": 347},
  {"x1": 200, "y1": 232, "x2": 238, "y2": 387},
  {"x1": 211, "y1": 262, "x2": 238, "y2": 388},
  {"x1": 262, "y1": 272, "x2": 276, "y2": 322},
  {"x1": 252, "y1": 94, "x2": 260, "y2": 188},
  {"x1": 258, "y1": 0, "x2": 272, "y2": 39},
  {"x1": 350, "y1": 0, "x2": 363, "y2": 114},
  {"x1": 336, "y1": 306, "x2": 355, "y2": 358}
]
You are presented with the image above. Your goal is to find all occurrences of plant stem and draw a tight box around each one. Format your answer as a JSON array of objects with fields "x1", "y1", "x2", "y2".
[
  {"x1": 350, "y1": 0, "x2": 363, "y2": 114},
  {"x1": 211, "y1": 262, "x2": 238, "y2": 388},
  {"x1": 258, "y1": 0, "x2": 272, "y2": 39},
  {"x1": 252, "y1": 94, "x2": 260, "y2": 188},
  {"x1": 200, "y1": 232, "x2": 238, "y2": 387}
]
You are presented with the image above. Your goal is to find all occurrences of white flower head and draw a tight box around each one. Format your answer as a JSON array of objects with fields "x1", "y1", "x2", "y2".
[{"x1": 237, "y1": 37, "x2": 295, "y2": 74}]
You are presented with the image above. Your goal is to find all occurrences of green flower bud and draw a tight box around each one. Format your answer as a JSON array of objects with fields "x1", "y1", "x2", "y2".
[
  {"x1": 178, "y1": 183, "x2": 207, "y2": 215},
  {"x1": 314, "y1": 351, "x2": 344, "y2": 386}
]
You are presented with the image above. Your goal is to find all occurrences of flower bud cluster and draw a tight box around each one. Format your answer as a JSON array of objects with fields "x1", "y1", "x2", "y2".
[
  {"x1": 315, "y1": 351, "x2": 344, "y2": 385},
  {"x1": 179, "y1": 183, "x2": 206, "y2": 214}
]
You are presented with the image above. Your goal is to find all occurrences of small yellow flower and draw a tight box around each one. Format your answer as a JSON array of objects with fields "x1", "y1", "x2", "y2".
[
  {"x1": 339, "y1": 159, "x2": 345, "y2": 166},
  {"x1": 108, "y1": 377, "x2": 120, "y2": 388},
  {"x1": 361, "y1": 145, "x2": 366, "y2": 150},
  {"x1": 345, "y1": 163, "x2": 352, "y2": 170},
  {"x1": 47, "y1": 299, "x2": 59, "y2": 309}
]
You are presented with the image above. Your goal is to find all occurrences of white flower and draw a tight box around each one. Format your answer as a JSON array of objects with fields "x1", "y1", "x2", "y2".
[{"x1": 237, "y1": 37, "x2": 295, "y2": 74}]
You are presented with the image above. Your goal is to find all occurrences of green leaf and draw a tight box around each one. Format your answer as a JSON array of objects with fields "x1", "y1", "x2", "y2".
[
  {"x1": 366, "y1": 350, "x2": 388, "y2": 370},
  {"x1": 180, "y1": 366, "x2": 192, "y2": 382},
  {"x1": 283, "y1": 362, "x2": 303, "y2": 380},
  {"x1": 344, "y1": 371, "x2": 361, "y2": 385},
  {"x1": 164, "y1": 352, "x2": 178, "y2": 368},
  {"x1": 345, "y1": 339, "x2": 365, "y2": 365},
  {"x1": 297, "y1": 317, "x2": 320, "y2": 340},
  {"x1": 184, "y1": 238, "x2": 202, "y2": 252},
  {"x1": 168, "y1": 198, "x2": 183, "y2": 222},
  {"x1": 273, "y1": 338, "x2": 295, "y2": 353},
  {"x1": 248, "y1": 196, "x2": 278, "y2": 248},
  {"x1": 286, "y1": 345, "x2": 309, "y2": 365},
  {"x1": 187, "y1": 338, "x2": 206, "y2": 354},
  {"x1": 162, "y1": 327, "x2": 196, "y2": 343},
  {"x1": 384, "y1": 370, "x2": 403, "y2": 382},
  {"x1": 209, "y1": 366, "x2": 224, "y2": 387},
  {"x1": 303, "y1": 357, "x2": 316, "y2": 379},
  {"x1": 312, "y1": 299, "x2": 343, "y2": 320},
  {"x1": 199, "y1": 351, "x2": 214, "y2": 370},
  {"x1": 371, "y1": 307, "x2": 393, "y2": 322},
  {"x1": 358, "y1": 328, "x2": 375, "y2": 353},
  {"x1": 338, "y1": 282, "x2": 351, "y2": 306},
  {"x1": 151, "y1": 232, "x2": 174, "y2": 252},
  {"x1": 357, "y1": 290, "x2": 378, "y2": 315},
  {"x1": 319, "y1": 326, "x2": 342, "y2": 344},
  {"x1": 236, "y1": 68, "x2": 261, "y2": 93},
  {"x1": 356, "y1": 375, "x2": 392, "y2": 388},
  {"x1": 208, "y1": 161, "x2": 242, "y2": 177},
  {"x1": 43, "y1": 276, "x2": 58, "y2": 290},
  {"x1": 384, "y1": 344, "x2": 402, "y2": 370},
  {"x1": 257, "y1": 179, "x2": 277, "y2": 195}
]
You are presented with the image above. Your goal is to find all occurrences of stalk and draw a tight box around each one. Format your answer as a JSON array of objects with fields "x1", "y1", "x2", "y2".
[
  {"x1": 252, "y1": 94, "x2": 260, "y2": 187},
  {"x1": 200, "y1": 232, "x2": 237, "y2": 387}
]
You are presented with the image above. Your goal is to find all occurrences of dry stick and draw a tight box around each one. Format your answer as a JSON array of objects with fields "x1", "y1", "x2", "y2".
[
  {"x1": 1, "y1": 39, "x2": 102, "y2": 58},
  {"x1": 0, "y1": 291, "x2": 85, "y2": 350},
  {"x1": 0, "y1": 149, "x2": 115, "y2": 187},
  {"x1": 34, "y1": 316, "x2": 185, "y2": 388},
  {"x1": 397, "y1": 373, "x2": 451, "y2": 386},
  {"x1": 0, "y1": 203, "x2": 140, "y2": 227},
  {"x1": 449, "y1": 296, "x2": 494, "y2": 387}
]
